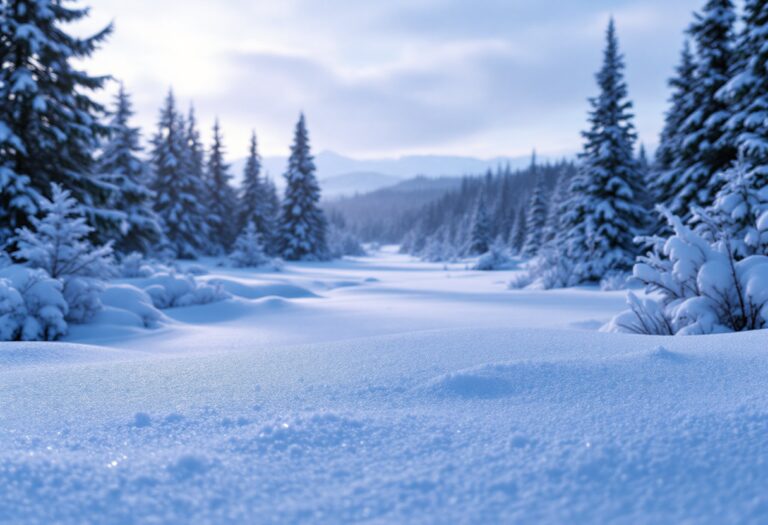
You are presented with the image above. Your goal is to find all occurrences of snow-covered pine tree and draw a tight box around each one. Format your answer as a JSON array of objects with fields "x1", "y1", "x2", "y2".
[
  {"x1": 654, "y1": 40, "x2": 697, "y2": 201},
  {"x1": 493, "y1": 173, "x2": 516, "y2": 241},
  {"x1": 279, "y1": 114, "x2": 328, "y2": 260},
  {"x1": 469, "y1": 195, "x2": 492, "y2": 254},
  {"x1": 561, "y1": 19, "x2": 647, "y2": 283},
  {"x1": 0, "y1": 0, "x2": 113, "y2": 247},
  {"x1": 205, "y1": 119, "x2": 237, "y2": 252},
  {"x1": 239, "y1": 131, "x2": 273, "y2": 238},
  {"x1": 184, "y1": 105, "x2": 207, "y2": 203},
  {"x1": 14, "y1": 183, "x2": 114, "y2": 323},
  {"x1": 719, "y1": 0, "x2": 768, "y2": 208},
  {"x1": 637, "y1": 144, "x2": 650, "y2": 182},
  {"x1": 230, "y1": 221, "x2": 269, "y2": 268},
  {"x1": 521, "y1": 173, "x2": 549, "y2": 258},
  {"x1": 509, "y1": 207, "x2": 527, "y2": 255},
  {"x1": 150, "y1": 90, "x2": 209, "y2": 259},
  {"x1": 668, "y1": 0, "x2": 737, "y2": 217},
  {"x1": 542, "y1": 170, "x2": 571, "y2": 246},
  {"x1": 262, "y1": 175, "x2": 281, "y2": 255},
  {"x1": 96, "y1": 84, "x2": 163, "y2": 254}
]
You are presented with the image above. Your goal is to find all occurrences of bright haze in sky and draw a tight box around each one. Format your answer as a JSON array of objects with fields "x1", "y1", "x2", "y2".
[{"x1": 79, "y1": 0, "x2": 702, "y2": 160}]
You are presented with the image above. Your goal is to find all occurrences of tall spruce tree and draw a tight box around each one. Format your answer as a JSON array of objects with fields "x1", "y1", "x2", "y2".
[
  {"x1": 279, "y1": 114, "x2": 328, "y2": 260},
  {"x1": 96, "y1": 84, "x2": 163, "y2": 254},
  {"x1": 239, "y1": 131, "x2": 272, "y2": 238},
  {"x1": 508, "y1": 207, "x2": 527, "y2": 255},
  {"x1": 0, "y1": 0, "x2": 112, "y2": 246},
  {"x1": 655, "y1": 41, "x2": 697, "y2": 177},
  {"x1": 521, "y1": 169, "x2": 549, "y2": 257},
  {"x1": 150, "y1": 90, "x2": 208, "y2": 258},
  {"x1": 469, "y1": 195, "x2": 492, "y2": 254},
  {"x1": 721, "y1": 0, "x2": 768, "y2": 193},
  {"x1": 542, "y1": 170, "x2": 571, "y2": 246},
  {"x1": 205, "y1": 119, "x2": 237, "y2": 252},
  {"x1": 184, "y1": 105, "x2": 206, "y2": 200},
  {"x1": 561, "y1": 19, "x2": 647, "y2": 282},
  {"x1": 669, "y1": 0, "x2": 737, "y2": 217}
]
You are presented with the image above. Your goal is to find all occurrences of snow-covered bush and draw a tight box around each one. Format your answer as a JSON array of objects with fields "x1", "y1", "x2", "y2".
[
  {"x1": 599, "y1": 271, "x2": 631, "y2": 291},
  {"x1": 183, "y1": 264, "x2": 209, "y2": 276},
  {"x1": 607, "y1": 209, "x2": 768, "y2": 335},
  {"x1": 230, "y1": 223, "x2": 271, "y2": 268},
  {"x1": 14, "y1": 184, "x2": 115, "y2": 323},
  {"x1": 142, "y1": 273, "x2": 230, "y2": 309},
  {"x1": 119, "y1": 252, "x2": 167, "y2": 278},
  {"x1": 0, "y1": 279, "x2": 25, "y2": 340},
  {"x1": 327, "y1": 225, "x2": 366, "y2": 258},
  {"x1": 700, "y1": 161, "x2": 768, "y2": 258},
  {"x1": 509, "y1": 246, "x2": 575, "y2": 290},
  {"x1": 473, "y1": 239, "x2": 514, "y2": 271},
  {"x1": 0, "y1": 266, "x2": 68, "y2": 341},
  {"x1": 421, "y1": 237, "x2": 458, "y2": 263}
]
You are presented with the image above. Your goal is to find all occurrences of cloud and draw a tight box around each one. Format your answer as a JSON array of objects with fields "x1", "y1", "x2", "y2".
[{"x1": 82, "y1": 0, "x2": 703, "y2": 158}]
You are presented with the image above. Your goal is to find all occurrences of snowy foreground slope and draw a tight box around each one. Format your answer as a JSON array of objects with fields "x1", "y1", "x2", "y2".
[{"x1": 2, "y1": 250, "x2": 768, "y2": 524}]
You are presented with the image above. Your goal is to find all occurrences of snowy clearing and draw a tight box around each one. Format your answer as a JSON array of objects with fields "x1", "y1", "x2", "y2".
[{"x1": 2, "y1": 248, "x2": 767, "y2": 524}]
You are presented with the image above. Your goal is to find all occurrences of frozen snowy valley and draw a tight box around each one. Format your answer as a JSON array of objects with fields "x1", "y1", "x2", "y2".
[{"x1": 2, "y1": 249, "x2": 767, "y2": 524}]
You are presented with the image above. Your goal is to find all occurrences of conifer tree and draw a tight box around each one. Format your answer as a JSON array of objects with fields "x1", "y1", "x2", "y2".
[
  {"x1": 96, "y1": 84, "x2": 163, "y2": 254},
  {"x1": 239, "y1": 131, "x2": 272, "y2": 237},
  {"x1": 150, "y1": 90, "x2": 208, "y2": 258},
  {"x1": 655, "y1": 41, "x2": 697, "y2": 178},
  {"x1": 279, "y1": 114, "x2": 328, "y2": 260},
  {"x1": 669, "y1": 0, "x2": 737, "y2": 217},
  {"x1": 469, "y1": 195, "x2": 492, "y2": 254},
  {"x1": 521, "y1": 174, "x2": 549, "y2": 258},
  {"x1": 0, "y1": 0, "x2": 112, "y2": 246},
  {"x1": 720, "y1": 0, "x2": 768, "y2": 196},
  {"x1": 205, "y1": 119, "x2": 237, "y2": 251},
  {"x1": 230, "y1": 221, "x2": 269, "y2": 268},
  {"x1": 14, "y1": 183, "x2": 114, "y2": 323},
  {"x1": 561, "y1": 19, "x2": 647, "y2": 282},
  {"x1": 509, "y1": 207, "x2": 527, "y2": 255},
  {"x1": 184, "y1": 105, "x2": 206, "y2": 200},
  {"x1": 542, "y1": 171, "x2": 571, "y2": 246}
]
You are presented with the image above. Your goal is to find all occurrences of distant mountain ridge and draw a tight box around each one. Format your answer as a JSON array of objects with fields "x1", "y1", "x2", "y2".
[{"x1": 231, "y1": 150, "x2": 552, "y2": 197}]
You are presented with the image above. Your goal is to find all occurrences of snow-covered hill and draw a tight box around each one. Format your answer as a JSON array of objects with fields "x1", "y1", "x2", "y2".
[{"x1": 2, "y1": 249, "x2": 767, "y2": 523}]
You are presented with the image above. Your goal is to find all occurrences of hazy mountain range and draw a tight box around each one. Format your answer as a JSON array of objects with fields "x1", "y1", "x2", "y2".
[{"x1": 231, "y1": 151, "x2": 555, "y2": 198}]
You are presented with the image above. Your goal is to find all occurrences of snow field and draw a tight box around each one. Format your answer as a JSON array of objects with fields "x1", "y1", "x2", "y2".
[{"x1": 1, "y1": 251, "x2": 767, "y2": 523}]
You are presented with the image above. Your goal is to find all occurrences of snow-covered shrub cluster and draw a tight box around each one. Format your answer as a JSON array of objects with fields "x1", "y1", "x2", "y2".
[
  {"x1": 473, "y1": 239, "x2": 514, "y2": 271},
  {"x1": 142, "y1": 273, "x2": 230, "y2": 309},
  {"x1": 608, "y1": 209, "x2": 768, "y2": 335},
  {"x1": 326, "y1": 225, "x2": 366, "y2": 259},
  {"x1": 13, "y1": 185, "x2": 115, "y2": 324},
  {"x1": 119, "y1": 252, "x2": 171, "y2": 278},
  {"x1": 0, "y1": 266, "x2": 68, "y2": 341},
  {"x1": 420, "y1": 236, "x2": 458, "y2": 263}
]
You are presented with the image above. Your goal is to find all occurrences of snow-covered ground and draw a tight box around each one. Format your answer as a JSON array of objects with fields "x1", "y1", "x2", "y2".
[{"x1": 2, "y1": 247, "x2": 767, "y2": 524}]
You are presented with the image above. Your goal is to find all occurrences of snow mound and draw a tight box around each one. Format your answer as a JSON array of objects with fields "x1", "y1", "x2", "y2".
[
  {"x1": 647, "y1": 345, "x2": 689, "y2": 363},
  {"x1": 208, "y1": 278, "x2": 317, "y2": 300},
  {"x1": 0, "y1": 342, "x2": 126, "y2": 367},
  {"x1": 98, "y1": 285, "x2": 165, "y2": 328},
  {"x1": 140, "y1": 273, "x2": 230, "y2": 309},
  {"x1": 423, "y1": 362, "x2": 559, "y2": 398}
]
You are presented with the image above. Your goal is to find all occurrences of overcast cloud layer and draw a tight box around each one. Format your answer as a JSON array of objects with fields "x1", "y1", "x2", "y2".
[{"x1": 80, "y1": 0, "x2": 703, "y2": 160}]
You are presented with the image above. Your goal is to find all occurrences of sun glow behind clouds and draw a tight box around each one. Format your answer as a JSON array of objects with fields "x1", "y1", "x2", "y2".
[{"x1": 78, "y1": 0, "x2": 701, "y2": 159}]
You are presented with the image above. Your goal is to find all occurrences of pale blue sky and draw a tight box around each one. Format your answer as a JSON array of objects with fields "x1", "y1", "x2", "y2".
[{"x1": 80, "y1": 0, "x2": 703, "y2": 159}]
